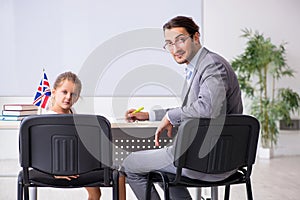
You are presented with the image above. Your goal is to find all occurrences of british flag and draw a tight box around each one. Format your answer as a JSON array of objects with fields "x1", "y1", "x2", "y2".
[{"x1": 33, "y1": 71, "x2": 51, "y2": 109}]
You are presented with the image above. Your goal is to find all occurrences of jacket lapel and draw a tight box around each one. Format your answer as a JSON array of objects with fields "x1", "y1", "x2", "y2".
[{"x1": 181, "y1": 47, "x2": 209, "y2": 106}]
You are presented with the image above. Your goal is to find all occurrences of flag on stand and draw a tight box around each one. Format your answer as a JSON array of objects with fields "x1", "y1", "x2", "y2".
[{"x1": 33, "y1": 70, "x2": 51, "y2": 109}]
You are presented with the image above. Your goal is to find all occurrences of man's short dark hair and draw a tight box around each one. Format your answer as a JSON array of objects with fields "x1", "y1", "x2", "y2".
[{"x1": 163, "y1": 16, "x2": 199, "y2": 36}]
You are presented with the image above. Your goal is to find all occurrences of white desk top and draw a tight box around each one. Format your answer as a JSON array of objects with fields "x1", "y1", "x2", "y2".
[
  {"x1": 0, "y1": 120, "x2": 160, "y2": 130},
  {"x1": 0, "y1": 121, "x2": 20, "y2": 129}
]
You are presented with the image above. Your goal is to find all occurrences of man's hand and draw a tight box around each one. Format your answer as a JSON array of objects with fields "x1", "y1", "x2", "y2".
[
  {"x1": 155, "y1": 115, "x2": 173, "y2": 146},
  {"x1": 125, "y1": 108, "x2": 149, "y2": 122}
]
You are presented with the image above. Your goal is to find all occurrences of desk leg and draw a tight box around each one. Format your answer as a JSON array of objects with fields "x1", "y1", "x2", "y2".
[
  {"x1": 29, "y1": 187, "x2": 37, "y2": 200},
  {"x1": 211, "y1": 186, "x2": 218, "y2": 200}
]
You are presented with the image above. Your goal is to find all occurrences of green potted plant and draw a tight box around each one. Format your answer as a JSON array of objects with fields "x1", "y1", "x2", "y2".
[{"x1": 231, "y1": 29, "x2": 300, "y2": 151}]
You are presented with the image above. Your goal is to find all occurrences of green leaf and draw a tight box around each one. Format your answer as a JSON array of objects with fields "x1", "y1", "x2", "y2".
[{"x1": 231, "y1": 28, "x2": 300, "y2": 148}]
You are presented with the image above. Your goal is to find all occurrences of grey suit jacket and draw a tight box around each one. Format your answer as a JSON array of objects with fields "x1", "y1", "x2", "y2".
[{"x1": 152, "y1": 47, "x2": 243, "y2": 125}]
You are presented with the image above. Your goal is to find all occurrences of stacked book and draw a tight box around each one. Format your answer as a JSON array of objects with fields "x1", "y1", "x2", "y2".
[{"x1": 0, "y1": 104, "x2": 39, "y2": 121}]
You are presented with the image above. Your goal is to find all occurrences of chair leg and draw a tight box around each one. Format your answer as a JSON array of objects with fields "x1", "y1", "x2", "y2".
[
  {"x1": 195, "y1": 188, "x2": 202, "y2": 200},
  {"x1": 146, "y1": 172, "x2": 171, "y2": 200},
  {"x1": 112, "y1": 170, "x2": 120, "y2": 200},
  {"x1": 159, "y1": 173, "x2": 170, "y2": 200},
  {"x1": 146, "y1": 173, "x2": 154, "y2": 200},
  {"x1": 24, "y1": 185, "x2": 29, "y2": 200},
  {"x1": 163, "y1": 182, "x2": 170, "y2": 200},
  {"x1": 17, "y1": 180, "x2": 23, "y2": 200},
  {"x1": 211, "y1": 186, "x2": 218, "y2": 200},
  {"x1": 17, "y1": 172, "x2": 24, "y2": 200},
  {"x1": 224, "y1": 185, "x2": 230, "y2": 200},
  {"x1": 246, "y1": 179, "x2": 253, "y2": 200}
]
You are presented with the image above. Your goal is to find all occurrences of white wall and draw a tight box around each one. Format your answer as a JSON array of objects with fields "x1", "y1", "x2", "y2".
[
  {"x1": 203, "y1": 0, "x2": 300, "y2": 97},
  {"x1": 0, "y1": 0, "x2": 202, "y2": 97}
]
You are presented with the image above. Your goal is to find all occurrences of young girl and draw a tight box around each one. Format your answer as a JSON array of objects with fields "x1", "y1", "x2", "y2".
[
  {"x1": 49, "y1": 71, "x2": 126, "y2": 200},
  {"x1": 48, "y1": 71, "x2": 101, "y2": 200}
]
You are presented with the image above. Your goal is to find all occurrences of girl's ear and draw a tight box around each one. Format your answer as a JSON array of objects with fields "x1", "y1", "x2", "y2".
[
  {"x1": 73, "y1": 96, "x2": 79, "y2": 104},
  {"x1": 51, "y1": 89, "x2": 56, "y2": 96}
]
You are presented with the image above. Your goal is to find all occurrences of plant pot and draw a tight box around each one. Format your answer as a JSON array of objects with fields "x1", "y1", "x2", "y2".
[{"x1": 258, "y1": 147, "x2": 274, "y2": 159}]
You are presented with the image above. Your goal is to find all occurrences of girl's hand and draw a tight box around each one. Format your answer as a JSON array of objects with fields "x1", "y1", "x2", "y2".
[{"x1": 54, "y1": 175, "x2": 79, "y2": 181}]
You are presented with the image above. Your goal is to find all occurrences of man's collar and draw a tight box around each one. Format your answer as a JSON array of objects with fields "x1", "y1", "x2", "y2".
[{"x1": 187, "y1": 47, "x2": 204, "y2": 70}]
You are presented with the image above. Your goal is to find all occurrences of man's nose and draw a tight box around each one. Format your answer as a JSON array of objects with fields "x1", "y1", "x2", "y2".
[{"x1": 171, "y1": 44, "x2": 180, "y2": 53}]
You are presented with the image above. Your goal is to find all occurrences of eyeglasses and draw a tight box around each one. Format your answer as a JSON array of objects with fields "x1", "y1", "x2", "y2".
[{"x1": 163, "y1": 34, "x2": 192, "y2": 52}]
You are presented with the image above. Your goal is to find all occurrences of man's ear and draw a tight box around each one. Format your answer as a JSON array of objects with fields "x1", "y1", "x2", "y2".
[{"x1": 193, "y1": 32, "x2": 200, "y2": 44}]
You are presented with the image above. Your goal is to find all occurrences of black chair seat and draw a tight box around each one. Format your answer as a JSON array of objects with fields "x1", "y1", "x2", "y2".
[
  {"x1": 149, "y1": 169, "x2": 246, "y2": 187},
  {"x1": 19, "y1": 169, "x2": 112, "y2": 188}
]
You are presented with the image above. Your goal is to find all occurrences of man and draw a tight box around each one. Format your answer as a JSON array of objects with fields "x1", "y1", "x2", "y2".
[{"x1": 122, "y1": 16, "x2": 243, "y2": 200}]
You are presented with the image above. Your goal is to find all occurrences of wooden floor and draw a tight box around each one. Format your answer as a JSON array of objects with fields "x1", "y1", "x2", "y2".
[{"x1": 1, "y1": 156, "x2": 300, "y2": 200}]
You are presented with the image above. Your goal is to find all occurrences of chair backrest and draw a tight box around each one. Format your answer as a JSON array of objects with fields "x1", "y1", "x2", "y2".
[
  {"x1": 174, "y1": 114, "x2": 260, "y2": 174},
  {"x1": 19, "y1": 114, "x2": 112, "y2": 176}
]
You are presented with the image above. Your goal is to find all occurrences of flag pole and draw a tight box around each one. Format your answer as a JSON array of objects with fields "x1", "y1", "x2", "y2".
[
  {"x1": 38, "y1": 69, "x2": 45, "y2": 115},
  {"x1": 37, "y1": 104, "x2": 42, "y2": 115},
  {"x1": 38, "y1": 68, "x2": 45, "y2": 115}
]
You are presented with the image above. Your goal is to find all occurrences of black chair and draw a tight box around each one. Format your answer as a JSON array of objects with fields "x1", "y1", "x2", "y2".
[
  {"x1": 146, "y1": 114, "x2": 260, "y2": 200},
  {"x1": 17, "y1": 114, "x2": 119, "y2": 200}
]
